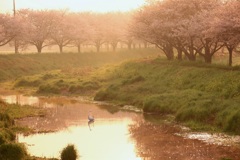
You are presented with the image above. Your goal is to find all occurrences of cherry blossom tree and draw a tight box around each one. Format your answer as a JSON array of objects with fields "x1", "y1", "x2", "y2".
[
  {"x1": 18, "y1": 9, "x2": 56, "y2": 53},
  {"x1": 121, "y1": 12, "x2": 137, "y2": 50},
  {"x1": 131, "y1": 0, "x2": 224, "y2": 62},
  {"x1": 131, "y1": 0, "x2": 188, "y2": 60},
  {"x1": 8, "y1": 13, "x2": 30, "y2": 53},
  {"x1": 104, "y1": 12, "x2": 126, "y2": 52},
  {"x1": 69, "y1": 12, "x2": 91, "y2": 53},
  {"x1": 87, "y1": 13, "x2": 108, "y2": 53},
  {"x1": 212, "y1": 0, "x2": 240, "y2": 66},
  {"x1": 49, "y1": 10, "x2": 74, "y2": 53},
  {"x1": 0, "y1": 14, "x2": 16, "y2": 47},
  {"x1": 193, "y1": 11, "x2": 224, "y2": 63}
]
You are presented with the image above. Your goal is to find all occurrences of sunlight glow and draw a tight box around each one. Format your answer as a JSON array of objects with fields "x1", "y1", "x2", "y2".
[
  {"x1": 18, "y1": 120, "x2": 141, "y2": 160},
  {"x1": 0, "y1": 0, "x2": 146, "y2": 13}
]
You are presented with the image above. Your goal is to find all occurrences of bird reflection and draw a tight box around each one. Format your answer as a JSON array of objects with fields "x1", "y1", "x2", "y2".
[{"x1": 88, "y1": 111, "x2": 94, "y2": 131}]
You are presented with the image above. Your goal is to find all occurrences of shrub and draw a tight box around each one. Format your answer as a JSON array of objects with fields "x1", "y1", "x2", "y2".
[
  {"x1": 143, "y1": 95, "x2": 175, "y2": 114},
  {"x1": 60, "y1": 144, "x2": 78, "y2": 160},
  {"x1": 0, "y1": 134, "x2": 6, "y2": 145},
  {"x1": 0, "y1": 129, "x2": 16, "y2": 145},
  {"x1": 14, "y1": 78, "x2": 41, "y2": 87},
  {"x1": 94, "y1": 89, "x2": 109, "y2": 101},
  {"x1": 69, "y1": 85, "x2": 83, "y2": 93},
  {"x1": 0, "y1": 129, "x2": 16, "y2": 142},
  {"x1": 37, "y1": 84, "x2": 61, "y2": 94},
  {"x1": 122, "y1": 75, "x2": 145, "y2": 85},
  {"x1": 94, "y1": 85, "x2": 119, "y2": 101},
  {"x1": 69, "y1": 81, "x2": 100, "y2": 94},
  {"x1": 41, "y1": 73, "x2": 56, "y2": 80},
  {"x1": 82, "y1": 81, "x2": 100, "y2": 90},
  {"x1": 0, "y1": 143, "x2": 27, "y2": 160},
  {"x1": 225, "y1": 109, "x2": 240, "y2": 134},
  {"x1": 175, "y1": 99, "x2": 219, "y2": 124},
  {"x1": 0, "y1": 113, "x2": 14, "y2": 128}
]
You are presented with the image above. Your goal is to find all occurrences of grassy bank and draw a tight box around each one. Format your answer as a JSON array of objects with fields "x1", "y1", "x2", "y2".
[
  {"x1": 93, "y1": 59, "x2": 240, "y2": 134},
  {"x1": 13, "y1": 57, "x2": 240, "y2": 135},
  {"x1": 0, "y1": 49, "x2": 159, "y2": 82},
  {"x1": 0, "y1": 100, "x2": 49, "y2": 160}
]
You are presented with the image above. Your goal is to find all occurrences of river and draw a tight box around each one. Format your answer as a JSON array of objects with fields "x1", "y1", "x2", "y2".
[{"x1": 1, "y1": 94, "x2": 240, "y2": 160}]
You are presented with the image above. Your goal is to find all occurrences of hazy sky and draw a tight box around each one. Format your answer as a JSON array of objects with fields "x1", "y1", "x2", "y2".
[{"x1": 0, "y1": 0, "x2": 146, "y2": 13}]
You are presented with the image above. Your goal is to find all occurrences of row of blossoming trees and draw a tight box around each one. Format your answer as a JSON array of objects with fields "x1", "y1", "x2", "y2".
[
  {"x1": 131, "y1": 0, "x2": 240, "y2": 66},
  {"x1": 0, "y1": 0, "x2": 240, "y2": 66},
  {"x1": 0, "y1": 9, "x2": 140, "y2": 54}
]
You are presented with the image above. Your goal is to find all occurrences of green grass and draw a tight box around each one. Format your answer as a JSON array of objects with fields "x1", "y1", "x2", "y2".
[
  {"x1": 0, "y1": 49, "x2": 159, "y2": 82},
  {"x1": 0, "y1": 101, "x2": 46, "y2": 119},
  {"x1": 91, "y1": 58, "x2": 240, "y2": 134},
  {"x1": 0, "y1": 100, "x2": 49, "y2": 159}
]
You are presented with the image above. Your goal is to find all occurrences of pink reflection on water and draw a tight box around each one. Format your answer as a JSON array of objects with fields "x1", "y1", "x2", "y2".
[
  {"x1": 0, "y1": 95, "x2": 39, "y2": 106},
  {"x1": 5, "y1": 95, "x2": 142, "y2": 160}
]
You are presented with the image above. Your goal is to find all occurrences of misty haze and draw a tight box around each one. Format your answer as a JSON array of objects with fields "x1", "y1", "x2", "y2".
[{"x1": 0, "y1": 0, "x2": 240, "y2": 160}]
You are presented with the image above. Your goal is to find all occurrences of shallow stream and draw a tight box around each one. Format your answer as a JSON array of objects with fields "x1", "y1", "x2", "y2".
[{"x1": 1, "y1": 94, "x2": 240, "y2": 160}]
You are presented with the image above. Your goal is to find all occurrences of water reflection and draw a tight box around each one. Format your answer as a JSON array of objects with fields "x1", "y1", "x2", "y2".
[
  {"x1": 0, "y1": 94, "x2": 141, "y2": 160},
  {"x1": 130, "y1": 122, "x2": 240, "y2": 160},
  {"x1": 88, "y1": 111, "x2": 95, "y2": 131},
  {"x1": 0, "y1": 94, "x2": 39, "y2": 106},
  {"x1": 18, "y1": 120, "x2": 140, "y2": 160},
  {"x1": 2, "y1": 94, "x2": 240, "y2": 160}
]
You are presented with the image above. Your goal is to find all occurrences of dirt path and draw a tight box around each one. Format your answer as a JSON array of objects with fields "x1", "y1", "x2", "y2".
[{"x1": 130, "y1": 122, "x2": 240, "y2": 160}]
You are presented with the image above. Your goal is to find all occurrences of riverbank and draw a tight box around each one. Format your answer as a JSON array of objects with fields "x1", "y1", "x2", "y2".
[
  {"x1": 0, "y1": 97, "x2": 53, "y2": 159},
  {"x1": 94, "y1": 58, "x2": 240, "y2": 135},
  {"x1": 10, "y1": 57, "x2": 240, "y2": 135}
]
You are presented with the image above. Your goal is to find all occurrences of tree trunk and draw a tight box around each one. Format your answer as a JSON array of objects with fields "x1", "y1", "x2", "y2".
[
  {"x1": 133, "y1": 43, "x2": 136, "y2": 49},
  {"x1": 14, "y1": 40, "x2": 19, "y2": 54},
  {"x1": 77, "y1": 44, "x2": 81, "y2": 53},
  {"x1": 188, "y1": 39, "x2": 196, "y2": 61},
  {"x1": 204, "y1": 54, "x2": 212, "y2": 63},
  {"x1": 177, "y1": 48, "x2": 182, "y2": 61},
  {"x1": 163, "y1": 44, "x2": 174, "y2": 60},
  {"x1": 120, "y1": 43, "x2": 124, "y2": 49},
  {"x1": 96, "y1": 44, "x2": 100, "y2": 52},
  {"x1": 112, "y1": 43, "x2": 117, "y2": 52},
  {"x1": 204, "y1": 45, "x2": 212, "y2": 63},
  {"x1": 106, "y1": 43, "x2": 109, "y2": 51},
  {"x1": 189, "y1": 54, "x2": 196, "y2": 61},
  {"x1": 37, "y1": 46, "x2": 42, "y2": 53},
  {"x1": 15, "y1": 45, "x2": 19, "y2": 54},
  {"x1": 127, "y1": 42, "x2": 132, "y2": 50},
  {"x1": 182, "y1": 48, "x2": 196, "y2": 61},
  {"x1": 59, "y1": 45, "x2": 63, "y2": 53},
  {"x1": 110, "y1": 41, "x2": 118, "y2": 52},
  {"x1": 144, "y1": 42, "x2": 148, "y2": 48},
  {"x1": 227, "y1": 47, "x2": 234, "y2": 67}
]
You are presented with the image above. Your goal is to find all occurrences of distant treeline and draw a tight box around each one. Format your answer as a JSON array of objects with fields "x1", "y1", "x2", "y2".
[{"x1": 0, "y1": 10, "x2": 149, "y2": 54}]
